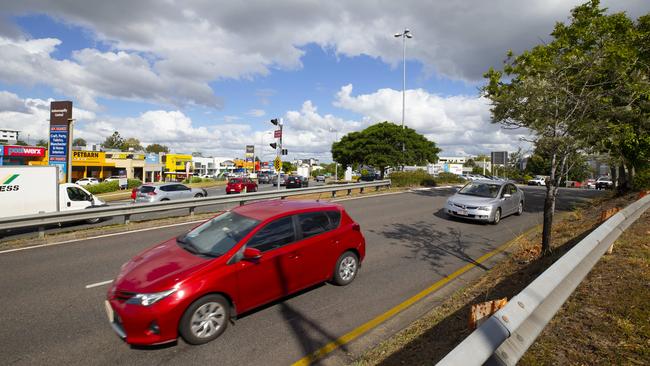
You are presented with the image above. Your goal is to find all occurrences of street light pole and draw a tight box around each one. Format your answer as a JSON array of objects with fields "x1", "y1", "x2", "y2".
[
  {"x1": 329, "y1": 128, "x2": 338, "y2": 181},
  {"x1": 394, "y1": 28, "x2": 412, "y2": 166}
]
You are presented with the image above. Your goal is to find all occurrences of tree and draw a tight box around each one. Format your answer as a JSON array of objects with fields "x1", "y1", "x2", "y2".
[
  {"x1": 465, "y1": 158, "x2": 476, "y2": 167},
  {"x1": 36, "y1": 139, "x2": 48, "y2": 147},
  {"x1": 332, "y1": 122, "x2": 440, "y2": 179},
  {"x1": 72, "y1": 138, "x2": 87, "y2": 147},
  {"x1": 281, "y1": 161, "x2": 294, "y2": 173},
  {"x1": 145, "y1": 144, "x2": 170, "y2": 153},
  {"x1": 102, "y1": 131, "x2": 125, "y2": 150},
  {"x1": 122, "y1": 137, "x2": 143, "y2": 151},
  {"x1": 483, "y1": 1, "x2": 614, "y2": 254}
]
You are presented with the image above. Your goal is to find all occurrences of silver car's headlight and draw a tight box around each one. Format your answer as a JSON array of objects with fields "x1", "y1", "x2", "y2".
[
  {"x1": 477, "y1": 206, "x2": 491, "y2": 211},
  {"x1": 126, "y1": 289, "x2": 176, "y2": 306}
]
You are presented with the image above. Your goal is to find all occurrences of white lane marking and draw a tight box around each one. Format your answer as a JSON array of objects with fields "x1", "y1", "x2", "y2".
[
  {"x1": 0, "y1": 220, "x2": 205, "y2": 255},
  {"x1": 331, "y1": 185, "x2": 458, "y2": 202},
  {"x1": 85, "y1": 280, "x2": 113, "y2": 289}
]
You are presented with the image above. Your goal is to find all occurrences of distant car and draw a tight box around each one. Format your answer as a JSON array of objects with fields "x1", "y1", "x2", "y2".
[
  {"x1": 315, "y1": 175, "x2": 326, "y2": 183},
  {"x1": 226, "y1": 178, "x2": 258, "y2": 194},
  {"x1": 445, "y1": 180, "x2": 524, "y2": 225},
  {"x1": 257, "y1": 173, "x2": 271, "y2": 184},
  {"x1": 76, "y1": 177, "x2": 100, "y2": 186},
  {"x1": 134, "y1": 183, "x2": 207, "y2": 203},
  {"x1": 528, "y1": 176, "x2": 546, "y2": 186},
  {"x1": 595, "y1": 176, "x2": 613, "y2": 190},
  {"x1": 286, "y1": 175, "x2": 309, "y2": 188},
  {"x1": 271, "y1": 174, "x2": 288, "y2": 186},
  {"x1": 585, "y1": 179, "x2": 596, "y2": 189},
  {"x1": 104, "y1": 175, "x2": 126, "y2": 182},
  {"x1": 199, "y1": 174, "x2": 214, "y2": 179},
  {"x1": 105, "y1": 200, "x2": 366, "y2": 345}
]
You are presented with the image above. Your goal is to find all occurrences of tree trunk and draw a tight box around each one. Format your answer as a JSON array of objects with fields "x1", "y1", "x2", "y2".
[
  {"x1": 379, "y1": 167, "x2": 385, "y2": 180},
  {"x1": 617, "y1": 164, "x2": 628, "y2": 193},
  {"x1": 541, "y1": 183, "x2": 556, "y2": 254}
]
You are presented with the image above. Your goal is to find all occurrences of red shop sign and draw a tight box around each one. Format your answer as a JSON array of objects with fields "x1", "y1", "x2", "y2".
[{"x1": 4, "y1": 145, "x2": 46, "y2": 157}]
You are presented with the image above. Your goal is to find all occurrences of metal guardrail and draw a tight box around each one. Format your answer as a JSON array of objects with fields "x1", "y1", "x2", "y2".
[
  {"x1": 437, "y1": 193, "x2": 650, "y2": 366},
  {"x1": 0, "y1": 180, "x2": 391, "y2": 236}
]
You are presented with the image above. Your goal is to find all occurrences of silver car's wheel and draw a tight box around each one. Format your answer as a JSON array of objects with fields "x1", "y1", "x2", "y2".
[
  {"x1": 333, "y1": 251, "x2": 359, "y2": 286},
  {"x1": 492, "y1": 208, "x2": 501, "y2": 225},
  {"x1": 179, "y1": 294, "x2": 229, "y2": 345},
  {"x1": 516, "y1": 201, "x2": 523, "y2": 216}
]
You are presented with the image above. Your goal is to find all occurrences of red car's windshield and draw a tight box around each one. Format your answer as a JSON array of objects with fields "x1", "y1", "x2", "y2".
[
  {"x1": 177, "y1": 212, "x2": 259, "y2": 257},
  {"x1": 229, "y1": 178, "x2": 242, "y2": 184}
]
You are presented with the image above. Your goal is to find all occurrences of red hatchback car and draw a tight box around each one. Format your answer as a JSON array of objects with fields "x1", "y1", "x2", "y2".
[
  {"x1": 226, "y1": 177, "x2": 258, "y2": 194},
  {"x1": 105, "y1": 200, "x2": 365, "y2": 345}
]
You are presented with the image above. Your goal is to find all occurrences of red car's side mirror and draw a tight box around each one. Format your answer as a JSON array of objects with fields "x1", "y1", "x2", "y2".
[{"x1": 243, "y1": 247, "x2": 262, "y2": 260}]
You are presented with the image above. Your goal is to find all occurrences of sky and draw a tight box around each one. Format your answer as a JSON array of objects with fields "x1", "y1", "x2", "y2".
[{"x1": 0, "y1": 0, "x2": 648, "y2": 163}]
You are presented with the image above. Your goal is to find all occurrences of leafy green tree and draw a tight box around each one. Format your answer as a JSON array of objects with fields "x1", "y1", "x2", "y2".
[
  {"x1": 483, "y1": 1, "x2": 615, "y2": 254},
  {"x1": 281, "y1": 161, "x2": 294, "y2": 173},
  {"x1": 121, "y1": 137, "x2": 143, "y2": 151},
  {"x1": 72, "y1": 138, "x2": 87, "y2": 147},
  {"x1": 332, "y1": 122, "x2": 440, "y2": 179},
  {"x1": 145, "y1": 143, "x2": 170, "y2": 153},
  {"x1": 102, "y1": 131, "x2": 125, "y2": 150},
  {"x1": 465, "y1": 158, "x2": 476, "y2": 167}
]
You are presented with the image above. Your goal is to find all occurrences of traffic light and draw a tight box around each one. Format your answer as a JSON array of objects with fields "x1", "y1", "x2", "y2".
[
  {"x1": 269, "y1": 142, "x2": 277, "y2": 149},
  {"x1": 270, "y1": 118, "x2": 279, "y2": 126},
  {"x1": 281, "y1": 149, "x2": 288, "y2": 155}
]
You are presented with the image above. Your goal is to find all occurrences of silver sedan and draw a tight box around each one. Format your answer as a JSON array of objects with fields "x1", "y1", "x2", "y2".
[
  {"x1": 445, "y1": 180, "x2": 524, "y2": 224},
  {"x1": 134, "y1": 183, "x2": 207, "y2": 203}
]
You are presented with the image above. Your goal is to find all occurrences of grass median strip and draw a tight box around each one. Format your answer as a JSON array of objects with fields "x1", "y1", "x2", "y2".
[{"x1": 350, "y1": 192, "x2": 637, "y2": 366}]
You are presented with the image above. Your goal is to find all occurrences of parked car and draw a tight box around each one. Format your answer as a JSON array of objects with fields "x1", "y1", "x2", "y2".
[
  {"x1": 315, "y1": 175, "x2": 326, "y2": 183},
  {"x1": 257, "y1": 173, "x2": 272, "y2": 184},
  {"x1": 585, "y1": 178, "x2": 596, "y2": 189},
  {"x1": 226, "y1": 178, "x2": 258, "y2": 194},
  {"x1": 104, "y1": 175, "x2": 126, "y2": 182},
  {"x1": 358, "y1": 174, "x2": 375, "y2": 182},
  {"x1": 105, "y1": 200, "x2": 366, "y2": 346},
  {"x1": 595, "y1": 176, "x2": 613, "y2": 190},
  {"x1": 75, "y1": 177, "x2": 100, "y2": 186},
  {"x1": 270, "y1": 174, "x2": 288, "y2": 186},
  {"x1": 528, "y1": 176, "x2": 546, "y2": 186},
  {"x1": 134, "y1": 183, "x2": 207, "y2": 203},
  {"x1": 445, "y1": 180, "x2": 524, "y2": 224},
  {"x1": 286, "y1": 175, "x2": 309, "y2": 188}
]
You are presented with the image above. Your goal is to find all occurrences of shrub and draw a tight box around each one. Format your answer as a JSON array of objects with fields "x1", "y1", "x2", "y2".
[
  {"x1": 436, "y1": 172, "x2": 465, "y2": 184},
  {"x1": 389, "y1": 170, "x2": 432, "y2": 187},
  {"x1": 86, "y1": 181, "x2": 119, "y2": 194},
  {"x1": 127, "y1": 179, "x2": 142, "y2": 189},
  {"x1": 632, "y1": 168, "x2": 650, "y2": 191}
]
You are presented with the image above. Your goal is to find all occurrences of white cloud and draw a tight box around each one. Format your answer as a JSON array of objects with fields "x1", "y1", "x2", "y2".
[
  {"x1": 246, "y1": 109, "x2": 265, "y2": 117},
  {"x1": 0, "y1": 1, "x2": 646, "y2": 110}
]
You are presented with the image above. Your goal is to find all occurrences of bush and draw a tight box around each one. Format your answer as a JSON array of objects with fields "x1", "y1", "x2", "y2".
[
  {"x1": 389, "y1": 170, "x2": 433, "y2": 187},
  {"x1": 436, "y1": 172, "x2": 465, "y2": 184},
  {"x1": 632, "y1": 168, "x2": 650, "y2": 191},
  {"x1": 86, "y1": 181, "x2": 119, "y2": 194},
  {"x1": 127, "y1": 179, "x2": 142, "y2": 189}
]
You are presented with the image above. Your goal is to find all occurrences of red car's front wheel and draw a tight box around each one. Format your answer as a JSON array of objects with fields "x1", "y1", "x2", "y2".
[{"x1": 179, "y1": 294, "x2": 230, "y2": 345}]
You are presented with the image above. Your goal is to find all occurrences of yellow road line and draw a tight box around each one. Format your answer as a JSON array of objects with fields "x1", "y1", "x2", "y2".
[{"x1": 291, "y1": 226, "x2": 538, "y2": 366}]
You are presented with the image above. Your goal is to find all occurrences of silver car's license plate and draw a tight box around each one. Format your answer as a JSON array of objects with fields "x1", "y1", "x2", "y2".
[
  {"x1": 104, "y1": 300, "x2": 114, "y2": 323},
  {"x1": 458, "y1": 209, "x2": 468, "y2": 216}
]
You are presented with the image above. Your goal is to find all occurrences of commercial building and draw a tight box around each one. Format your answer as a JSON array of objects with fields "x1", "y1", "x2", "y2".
[
  {"x1": 71, "y1": 150, "x2": 115, "y2": 181},
  {"x1": 0, "y1": 129, "x2": 20, "y2": 144},
  {"x1": 0, "y1": 145, "x2": 48, "y2": 166},
  {"x1": 162, "y1": 153, "x2": 193, "y2": 180}
]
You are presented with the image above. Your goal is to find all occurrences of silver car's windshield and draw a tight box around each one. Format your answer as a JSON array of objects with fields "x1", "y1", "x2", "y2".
[
  {"x1": 177, "y1": 212, "x2": 259, "y2": 257},
  {"x1": 458, "y1": 182, "x2": 502, "y2": 198}
]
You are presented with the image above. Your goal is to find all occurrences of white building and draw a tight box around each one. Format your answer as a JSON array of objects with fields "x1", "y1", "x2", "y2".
[
  {"x1": 437, "y1": 156, "x2": 467, "y2": 164},
  {"x1": 0, "y1": 129, "x2": 19, "y2": 144}
]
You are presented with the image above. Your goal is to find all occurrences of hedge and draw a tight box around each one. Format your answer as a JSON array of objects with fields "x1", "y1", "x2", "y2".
[{"x1": 85, "y1": 179, "x2": 142, "y2": 194}]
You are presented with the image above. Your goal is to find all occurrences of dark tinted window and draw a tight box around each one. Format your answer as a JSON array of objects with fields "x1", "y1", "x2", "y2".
[
  {"x1": 508, "y1": 185, "x2": 517, "y2": 195},
  {"x1": 140, "y1": 186, "x2": 156, "y2": 193},
  {"x1": 175, "y1": 184, "x2": 190, "y2": 191},
  {"x1": 160, "y1": 185, "x2": 173, "y2": 192},
  {"x1": 298, "y1": 212, "x2": 330, "y2": 238},
  {"x1": 325, "y1": 211, "x2": 341, "y2": 229},
  {"x1": 247, "y1": 216, "x2": 295, "y2": 252}
]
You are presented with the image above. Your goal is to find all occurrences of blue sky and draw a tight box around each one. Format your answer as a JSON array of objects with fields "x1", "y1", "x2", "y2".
[{"x1": 0, "y1": 1, "x2": 647, "y2": 160}]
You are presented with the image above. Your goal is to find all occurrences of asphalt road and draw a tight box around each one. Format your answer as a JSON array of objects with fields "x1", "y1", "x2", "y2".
[{"x1": 0, "y1": 186, "x2": 604, "y2": 365}]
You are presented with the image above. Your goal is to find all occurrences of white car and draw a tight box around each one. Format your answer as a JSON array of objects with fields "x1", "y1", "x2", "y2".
[
  {"x1": 528, "y1": 176, "x2": 546, "y2": 186},
  {"x1": 75, "y1": 177, "x2": 100, "y2": 186}
]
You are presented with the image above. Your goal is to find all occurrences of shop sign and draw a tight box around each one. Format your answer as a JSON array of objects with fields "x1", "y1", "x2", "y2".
[
  {"x1": 145, "y1": 153, "x2": 160, "y2": 164},
  {"x1": 72, "y1": 151, "x2": 105, "y2": 164},
  {"x1": 4, "y1": 146, "x2": 46, "y2": 157}
]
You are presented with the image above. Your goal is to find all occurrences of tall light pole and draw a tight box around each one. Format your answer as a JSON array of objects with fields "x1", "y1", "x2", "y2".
[
  {"x1": 329, "y1": 127, "x2": 338, "y2": 181},
  {"x1": 394, "y1": 28, "x2": 412, "y2": 164}
]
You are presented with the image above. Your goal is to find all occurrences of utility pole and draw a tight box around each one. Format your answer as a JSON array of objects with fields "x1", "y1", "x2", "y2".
[
  {"x1": 270, "y1": 118, "x2": 284, "y2": 191},
  {"x1": 394, "y1": 28, "x2": 412, "y2": 167}
]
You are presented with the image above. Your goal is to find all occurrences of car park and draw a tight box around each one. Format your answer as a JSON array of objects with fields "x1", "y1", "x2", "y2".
[
  {"x1": 595, "y1": 176, "x2": 613, "y2": 190},
  {"x1": 286, "y1": 175, "x2": 309, "y2": 188},
  {"x1": 226, "y1": 178, "x2": 258, "y2": 194},
  {"x1": 105, "y1": 200, "x2": 366, "y2": 346},
  {"x1": 75, "y1": 177, "x2": 100, "y2": 186},
  {"x1": 445, "y1": 180, "x2": 524, "y2": 224},
  {"x1": 134, "y1": 183, "x2": 207, "y2": 203}
]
